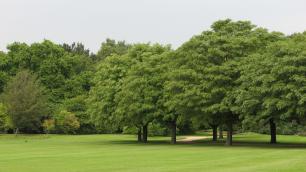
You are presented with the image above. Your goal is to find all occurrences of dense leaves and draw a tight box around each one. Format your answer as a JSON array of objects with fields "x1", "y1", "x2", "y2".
[
  {"x1": 0, "y1": 19, "x2": 306, "y2": 145},
  {"x1": 1, "y1": 70, "x2": 48, "y2": 133}
]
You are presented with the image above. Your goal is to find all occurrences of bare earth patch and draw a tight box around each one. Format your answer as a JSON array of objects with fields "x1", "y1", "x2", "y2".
[{"x1": 178, "y1": 136, "x2": 210, "y2": 143}]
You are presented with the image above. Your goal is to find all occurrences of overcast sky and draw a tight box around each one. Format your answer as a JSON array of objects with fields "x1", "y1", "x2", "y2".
[{"x1": 1, "y1": 0, "x2": 306, "y2": 52}]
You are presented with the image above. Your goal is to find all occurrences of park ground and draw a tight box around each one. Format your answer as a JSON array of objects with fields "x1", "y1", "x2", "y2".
[{"x1": 0, "y1": 133, "x2": 306, "y2": 172}]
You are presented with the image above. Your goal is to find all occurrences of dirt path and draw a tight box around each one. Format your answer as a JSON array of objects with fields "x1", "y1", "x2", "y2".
[{"x1": 178, "y1": 136, "x2": 210, "y2": 143}]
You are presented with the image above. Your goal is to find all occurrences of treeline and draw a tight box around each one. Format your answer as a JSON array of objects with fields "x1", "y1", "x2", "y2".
[{"x1": 1, "y1": 19, "x2": 306, "y2": 145}]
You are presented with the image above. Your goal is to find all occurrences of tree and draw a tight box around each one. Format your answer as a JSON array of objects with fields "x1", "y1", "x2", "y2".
[
  {"x1": 96, "y1": 39, "x2": 130, "y2": 61},
  {"x1": 6, "y1": 40, "x2": 93, "y2": 104},
  {"x1": 115, "y1": 44, "x2": 171, "y2": 143},
  {"x1": 162, "y1": 63, "x2": 201, "y2": 144},
  {"x1": 172, "y1": 19, "x2": 282, "y2": 145},
  {"x1": 88, "y1": 53, "x2": 133, "y2": 134},
  {"x1": 236, "y1": 32, "x2": 306, "y2": 144},
  {"x1": 89, "y1": 43, "x2": 170, "y2": 141},
  {"x1": 62, "y1": 42, "x2": 90, "y2": 57},
  {"x1": 1, "y1": 70, "x2": 48, "y2": 133}
]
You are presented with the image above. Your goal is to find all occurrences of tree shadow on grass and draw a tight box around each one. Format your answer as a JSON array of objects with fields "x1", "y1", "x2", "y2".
[{"x1": 106, "y1": 138, "x2": 306, "y2": 149}]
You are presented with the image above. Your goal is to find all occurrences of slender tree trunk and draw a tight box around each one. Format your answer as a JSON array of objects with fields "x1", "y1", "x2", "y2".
[
  {"x1": 219, "y1": 126, "x2": 223, "y2": 139},
  {"x1": 15, "y1": 128, "x2": 19, "y2": 136},
  {"x1": 269, "y1": 118, "x2": 277, "y2": 144},
  {"x1": 142, "y1": 124, "x2": 148, "y2": 143},
  {"x1": 226, "y1": 120, "x2": 233, "y2": 146},
  {"x1": 137, "y1": 127, "x2": 142, "y2": 142},
  {"x1": 212, "y1": 125, "x2": 218, "y2": 141},
  {"x1": 170, "y1": 121, "x2": 176, "y2": 144}
]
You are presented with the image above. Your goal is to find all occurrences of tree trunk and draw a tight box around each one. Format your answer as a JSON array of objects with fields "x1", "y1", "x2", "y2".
[
  {"x1": 219, "y1": 126, "x2": 223, "y2": 139},
  {"x1": 170, "y1": 121, "x2": 176, "y2": 144},
  {"x1": 212, "y1": 125, "x2": 218, "y2": 141},
  {"x1": 269, "y1": 118, "x2": 277, "y2": 144},
  {"x1": 226, "y1": 121, "x2": 233, "y2": 146},
  {"x1": 15, "y1": 128, "x2": 19, "y2": 136},
  {"x1": 137, "y1": 127, "x2": 142, "y2": 142},
  {"x1": 142, "y1": 124, "x2": 148, "y2": 143}
]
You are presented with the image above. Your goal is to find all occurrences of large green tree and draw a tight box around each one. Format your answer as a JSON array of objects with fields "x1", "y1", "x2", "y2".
[
  {"x1": 115, "y1": 44, "x2": 170, "y2": 142},
  {"x1": 89, "y1": 44, "x2": 170, "y2": 141},
  {"x1": 88, "y1": 53, "x2": 133, "y2": 134},
  {"x1": 1, "y1": 70, "x2": 48, "y2": 133},
  {"x1": 171, "y1": 19, "x2": 282, "y2": 145},
  {"x1": 237, "y1": 32, "x2": 306, "y2": 144}
]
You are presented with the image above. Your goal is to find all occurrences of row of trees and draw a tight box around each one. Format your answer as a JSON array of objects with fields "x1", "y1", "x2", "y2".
[{"x1": 1, "y1": 19, "x2": 306, "y2": 145}]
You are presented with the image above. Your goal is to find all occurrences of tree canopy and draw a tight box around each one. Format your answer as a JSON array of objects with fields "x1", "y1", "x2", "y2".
[{"x1": 1, "y1": 19, "x2": 306, "y2": 145}]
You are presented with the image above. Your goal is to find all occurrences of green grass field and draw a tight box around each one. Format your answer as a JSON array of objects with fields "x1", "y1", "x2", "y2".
[{"x1": 0, "y1": 133, "x2": 306, "y2": 172}]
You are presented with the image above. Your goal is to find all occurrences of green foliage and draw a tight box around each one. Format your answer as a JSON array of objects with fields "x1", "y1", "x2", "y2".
[
  {"x1": 96, "y1": 38, "x2": 130, "y2": 61},
  {"x1": 42, "y1": 119, "x2": 55, "y2": 134},
  {"x1": 54, "y1": 110, "x2": 80, "y2": 134},
  {"x1": 115, "y1": 44, "x2": 171, "y2": 128},
  {"x1": 0, "y1": 52, "x2": 10, "y2": 94},
  {"x1": 88, "y1": 53, "x2": 132, "y2": 132},
  {"x1": 1, "y1": 70, "x2": 48, "y2": 133},
  {"x1": 1, "y1": 19, "x2": 306, "y2": 138},
  {"x1": 0, "y1": 103, "x2": 10, "y2": 133},
  {"x1": 5, "y1": 40, "x2": 93, "y2": 104},
  {"x1": 236, "y1": 32, "x2": 306, "y2": 125},
  {"x1": 122, "y1": 123, "x2": 168, "y2": 136},
  {"x1": 62, "y1": 95, "x2": 95, "y2": 134}
]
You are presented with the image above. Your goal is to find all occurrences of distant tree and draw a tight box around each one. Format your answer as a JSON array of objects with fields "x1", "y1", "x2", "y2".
[
  {"x1": 1, "y1": 70, "x2": 48, "y2": 133},
  {"x1": 96, "y1": 39, "x2": 130, "y2": 61},
  {"x1": 0, "y1": 52, "x2": 9, "y2": 93},
  {"x1": 6, "y1": 40, "x2": 93, "y2": 104},
  {"x1": 62, "y1": 42, "x2": 90, "y2": 56}
]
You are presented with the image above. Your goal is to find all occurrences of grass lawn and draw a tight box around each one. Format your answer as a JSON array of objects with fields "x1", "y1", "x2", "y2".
[{"x1": 0, "y1": 133, "x2": 306, "y2": 172}]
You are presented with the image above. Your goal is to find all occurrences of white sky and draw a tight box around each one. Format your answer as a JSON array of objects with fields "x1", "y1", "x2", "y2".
[{"x1": 1, "y1": 0, "x2": 306, "y2": 53}]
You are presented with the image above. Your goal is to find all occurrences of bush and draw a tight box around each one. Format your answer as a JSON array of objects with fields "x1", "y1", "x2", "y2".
[
  {"x1": 42, "y1": 119, "x2": 55, "y2": 134},
  {"x1": 62, "y1": 96, "x2": 96, "y2": 134},
  {"x1": 54, "y1": 110, "x2": 80, "y2": 134}
]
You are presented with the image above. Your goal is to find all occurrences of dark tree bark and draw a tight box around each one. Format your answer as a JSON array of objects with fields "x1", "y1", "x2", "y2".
[
  {"x1": 170, "y1": 121, "x2": 176, "y2": 144},
  {"x1": 212, "y1": 125, "x2": 218, "y2": 141},
  {"x1": 269, "y1": 118, "x2": 277, "y2": 144},
  {"x1": 226, "y1": 119, "x2": 233, "y2": 146},
  {"x1": 137, "y1": 127, "x2": 142, "y2": 142},
  {"x1": 219, "y1": 126, "x2": 223, "y2": 139},
  {"x1": 142, "y1": 124, "x2": 148, "y2": 143}
]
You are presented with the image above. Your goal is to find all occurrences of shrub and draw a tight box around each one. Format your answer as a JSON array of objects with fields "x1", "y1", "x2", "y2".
[
  {"x1": 54, "y1": 110, "x2": 80, "y2": 134},
  {"x1": 42, "y1": 119, "x2": 55, "y2": 134}
]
